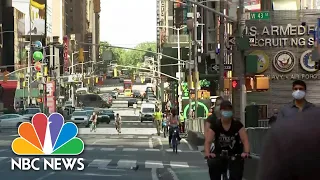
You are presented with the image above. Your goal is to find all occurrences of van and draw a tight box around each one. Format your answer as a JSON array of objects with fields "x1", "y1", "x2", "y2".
[{"x1": 139, "y1": 103, "x2": 155, "y2": 122}]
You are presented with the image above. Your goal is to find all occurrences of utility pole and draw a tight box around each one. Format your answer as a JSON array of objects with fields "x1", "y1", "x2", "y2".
[
  {"x1": 177, "y1": 28, "x2": 182, "y2": 115},
  {"x1": 193, "y1": 1, "x2": 199, "y2": 118},
  {"x1": 238, "y1": 0, "x2": 247, "y2": 125},
  {"x1": 219, "y1": 0, "x2": 225, "y2": 96},
  {"x1": 187, "y1": 24, "x2": 193, "y2": 118}
]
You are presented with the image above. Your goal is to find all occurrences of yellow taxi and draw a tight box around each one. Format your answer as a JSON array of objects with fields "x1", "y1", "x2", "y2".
[{"x1": 124, "y1": 89, "x2": 132, "y2": 97}]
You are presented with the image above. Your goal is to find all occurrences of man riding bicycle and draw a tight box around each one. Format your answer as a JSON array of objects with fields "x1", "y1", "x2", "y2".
[
  {"x1": 167, "y1": 108, "x2": 181, "y2": 148},
  {"x1": 204, "y1": 100, "x2": 250, "y2": 180}
]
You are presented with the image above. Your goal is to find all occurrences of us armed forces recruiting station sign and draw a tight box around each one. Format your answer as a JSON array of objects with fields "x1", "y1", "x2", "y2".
[{"x1": 245, "y1": 25, "x2": 316, "y2": 47}]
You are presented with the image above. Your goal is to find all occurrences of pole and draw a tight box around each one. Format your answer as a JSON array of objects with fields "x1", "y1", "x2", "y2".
[
  {"x1": 81, "y1": 63, "x2": 84, "y2": 87},
  {"x1": 177, "y1": 28, "x2": 182, "y2": 115},
  {"x1": 193, "y1": 2, "x2": 199, "y2": 118},
  {"x1": 219, "y1": 0, "x2": 225, "y2": 96},
  {"x1": 71, "y1": 53, "x2": 75, "y2": 107},
  {"x1": 27, "y1": 3, "x2": 32, "y2": 105},
  {"x1": 42, "y1": 48, "x2": 47, "y2": 114},
  {"x1": 238, "y1": 0, "x2": 246, "y2": 125},
  {"x1": 188, "y1": 28, "x2": 193, "y2": 118}
]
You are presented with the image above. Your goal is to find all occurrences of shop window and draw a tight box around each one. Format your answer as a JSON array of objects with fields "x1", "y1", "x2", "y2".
[{"x1": 257, "y1": 104, "x2": 268, "y2": 119}]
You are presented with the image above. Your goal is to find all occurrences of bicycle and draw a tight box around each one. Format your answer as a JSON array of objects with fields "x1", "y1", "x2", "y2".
[
  {"x1": 162, "y1": 121, "x2": 168, "y2": 138},
  {"x1": 171, "y1": 127, "x2": 179, "y2": 153},
  {"x1": 205, "y1": 150, "x2": 251, "y2": 180}
]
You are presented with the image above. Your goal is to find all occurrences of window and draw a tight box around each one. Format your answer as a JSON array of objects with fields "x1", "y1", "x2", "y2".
[{"x1": 257, "y1": 104, "x2": 268, "y2": 119}]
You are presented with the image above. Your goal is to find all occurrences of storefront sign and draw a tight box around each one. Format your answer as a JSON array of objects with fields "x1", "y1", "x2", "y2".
[
  {"x1": 63, "y1": 36, "x2": 69, "y2": 73},
  {"x1": 267, "y1": 74, "x2": 320, "y2": 80},
  {"x1": 245, "y1": 25, "x2": 316, "y2": 47},
  {"x1": 160, "y1": 0, "x2": 165, "y2": 23}
]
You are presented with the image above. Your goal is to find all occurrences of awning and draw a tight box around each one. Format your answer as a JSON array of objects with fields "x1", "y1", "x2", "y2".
[
  {"x1": 15, "y1": 88, "x2": 40, "y2": 98},
  {"x1": 0, "y1": 81, "x2": 18, "y2": 89}
]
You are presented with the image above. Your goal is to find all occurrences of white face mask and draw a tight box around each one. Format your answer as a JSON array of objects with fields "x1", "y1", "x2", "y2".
[{"x1": 292, "y1": 90, "x2": 306, "y2": 100}]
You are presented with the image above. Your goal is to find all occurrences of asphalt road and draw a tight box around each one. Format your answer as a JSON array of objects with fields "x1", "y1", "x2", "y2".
[{"x1": 0, "y1": 134, "x2": 209, "y2": 180}]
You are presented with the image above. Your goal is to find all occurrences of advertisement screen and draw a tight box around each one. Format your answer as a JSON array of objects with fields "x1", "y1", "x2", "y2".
[{"x1": 25, "y1": 0, "x2": 46, "y2": 36}]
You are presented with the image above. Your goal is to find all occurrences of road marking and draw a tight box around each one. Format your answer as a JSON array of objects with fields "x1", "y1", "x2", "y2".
[
  {"x1": 146, "y1": 160, "x2": 164, "y2": 169},
  {"x1": 88, "y1": 159, "x2": 112, "y2": 168},
  {"x1": 35, "y1": 172, "x2": 55, "y2": 180},
  {"x1": 0, "y1": 157, "x2": 7, "y2": 162},
  {"x1": 123, "y1": 148, "x2": 138, "y2": 151},
  {"x1": 91, "y1": 139, "x2": 103, "y2": 145},
  {"x1": 0, "y1": 150, "x2": 7, "y2": 153},
  {"x1": 101, "y1": 148, "x2": 116, "y2": 151},
  {"x1": 170, "y1": 161, "x2": 190, "y2": 168},
  {"x1": 149, "y1": 138, "x2": 153, "y2": 148},
  {"x1": 137, "y1": 136, "x2": 148, "y2": 139},
  {"x1": 117, "y1": 159, "x2": 137, "y2": 168},
  {"x1": 181, "y1": 139, "x2": 194, "y2": 151},
  {"x1": 124, "y1": 135, "x2": 134, "y2": 138},
  {"x1": 85, "y1": 147, "x2": 95, "y2": 151},
  {"x1": 9, "y1": 134, "x2": 18, "y2": 137},
  {"x1": 145, "y1": 149, "x2": 160, "y2": 152},
  {"x1": 168, "y1": 168, "x2": 180, "y2": 180},
  {"x1": 83, "y1": 173, "x2": 122, "y2": 177},
  {"x1": 166, "y1": 149, "x2": 182, "y2": 152},
  {"x1": 151, "y1": 168, "x2": 160, "y2": 180},
  {"x1": 156, "y1": 138, "x2": 163, "y2": 150}
]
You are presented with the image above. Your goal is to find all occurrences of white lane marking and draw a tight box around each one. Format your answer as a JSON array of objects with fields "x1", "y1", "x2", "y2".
[
  {"x1": 117, "y1": 159, "x2": 137, "y2": 168},
  {"x1": 88, "y1": 159, "x2": 112, "y2": 168},
  {"x1": 168, "y1": 168, "x2": 180, "y2": 180},
  {"x1": 0, "y1": 150, "x2": 7, "y2": 153},
  {"x1": 149, "y1": 138, "x2": 153, "y2": 148},
  {"x1": 166, "y1": 149, "x2": 182, "y2": 152},
  {"x1": 145, "y1": 160, "x2": 164, "y2": 169},
  {"x1": 151, "y1": 168, "x2": 160, "y2": 180},
  {"x1": 0, "y1": 157, "x2": 7, "y2": 162},
  {"x1": 138, "y1": 136, "x2": 148, "y2": 139},
  {"x1": 156, "y1": 138, "x2": 163, "y2": 150},
  {"x1": 170, "y1": 161, "x2": 190, "y2": 168},
  {"x1": 145, "y1": 149, "x2": 160, "y2": 152},
  {"x1": 84, "y1": 173, "x2": 122, "y2": 177},
  {"x1": 85, "y1": 147, "x2": 95, "y2": 151},
  {"x1": 181, "y1": 139, "x2": 194, "y2": 151},
  {"x1": 91, "y1": 139, "x2": 103, "y2": 145},
  {"x1": 124, "y1": 135, "x2": 134, "y2": 138},
  {"x1": 35, "y1": 172, "x2": 55, "y2": 180},
  {"x1": 101, "y1": 148, "x2": 116, "y2": 151},
  {"x1": 9, "y1": 134, "x2": 18, "y2": 137},
  {"x1": 123, "y1": 148, "x2": 138, "y2": 151}
]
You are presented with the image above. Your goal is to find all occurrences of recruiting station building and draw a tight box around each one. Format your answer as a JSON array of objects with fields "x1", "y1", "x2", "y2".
[{"x1": 233, "y1": 10, "x2": 320, "y2": 118}]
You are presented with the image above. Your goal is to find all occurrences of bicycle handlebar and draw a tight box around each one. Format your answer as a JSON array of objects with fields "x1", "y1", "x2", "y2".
[{"x1": 204, "y1": 153, "x2": 252, "y2": 160}]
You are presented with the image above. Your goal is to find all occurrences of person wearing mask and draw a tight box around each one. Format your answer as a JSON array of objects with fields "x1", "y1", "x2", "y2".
[
  {"x1": 205, "y1": 97, "x2": 224, "y2": 136},
  {"x1": 204, "y1": 100, "x2": 250, "y2": 180},
  {"x1": 154, "y1": 108, "x2": 163, "y2": 136},
  {"x1": 257, "y1": 108, "x2": 320, "y2": 180},
  {"x1": 278, "y1": 80, "x2": 315, "y2": 120},
  {"x1": 90, "y1": 112, "x2": 98, "y2": 132},
  {"x1": 179, "y1": 112, "x2": 185, "y2": 133},
  {"x1": 167, "y1": 108, "x2": 181, "y2": 147},
  {"x1": 115, "y1": 113, "x2": 122, "y2": 134}
]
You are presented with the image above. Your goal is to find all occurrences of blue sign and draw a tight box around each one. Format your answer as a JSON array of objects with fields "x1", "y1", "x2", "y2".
[{"x1": 317, "y1": 18, "x2": 320, "y2": 45}]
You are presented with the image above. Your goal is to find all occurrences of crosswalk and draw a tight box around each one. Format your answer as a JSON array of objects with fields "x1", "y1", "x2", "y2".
[
  {"x1": 84, "y1": 147, "x2": 199, "y2": 153},
  {"x1": 0, "y1": 157, "x2": 200, "y2": 169}
]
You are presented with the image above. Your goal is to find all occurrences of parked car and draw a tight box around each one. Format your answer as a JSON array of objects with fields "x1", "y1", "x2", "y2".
[
  {"x1": 128, "y1": 98, "x2": 138, "y2": 107},
  {"x1": 21, "y1": 107, "x2": 41, "y2": 121},
  {"x1": 97, "y1": 112, "x2": 111, "y2": 124},
  {"x1": 110, "y1": 91, "x2": 118, "y2": 99},
  {"x1": 0, "y1": 114, "x2": 29, "y2": 128},
  {"x1": 70, "y1": 111, "x2": 90, "y2": 126},
  {"x1": 132, "y1": 90, "x2": 141, "y2": 98},
  {"x1": 100, "y1": 109, "x2": 115, "y2": 120}
]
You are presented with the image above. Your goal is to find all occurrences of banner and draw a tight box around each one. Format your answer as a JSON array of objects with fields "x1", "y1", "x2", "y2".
[
  {"x1": 24, "y1": 0, "x2": 46, "y2": 36},
  {"x1": 63, "y1": 36, "x2": 69, "y2": 73},
  {"x1": 46, "y1": 81, "x2": 56, "y2": 114}
]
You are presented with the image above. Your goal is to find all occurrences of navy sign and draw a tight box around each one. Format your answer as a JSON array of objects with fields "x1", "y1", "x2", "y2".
[{"x1": 300, "y1": 50, "x2": 318, "y2": 73}]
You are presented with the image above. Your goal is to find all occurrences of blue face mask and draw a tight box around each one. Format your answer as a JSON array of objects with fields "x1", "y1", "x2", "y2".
[{"x1": 221, "y1": 111, "x2": 233, "y2": 118}]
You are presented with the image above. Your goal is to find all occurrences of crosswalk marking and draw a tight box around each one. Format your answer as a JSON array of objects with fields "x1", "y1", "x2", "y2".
[
  {"x1": 0, "y1": 157, "x2": 8, "y2": 162},
  {"x1": 170, "y1": 161, "x2": 190, "y2": 168},
  {"x1": 0, "y1": 149, "x2": 8, "y2": 153},
  {"x1": 88, "y1": 159, "x2": 112, "y2": 168},
  {"x1": 145, "y1": 160, "x2": 164, "y2": 169},
  {"x1": 101, "y1": 148, "x2": 116, "y2": 151},
  {"x1": 123, "y1": 135, "x2": 134, "y2": 138},
  {"x1": 123, "y1": 148, "x2": 138, "y2": 151},
  {"x1": 85, "y1": 147, "x2": 95, "y2": 151},
  {"x1": 137, "y1": 136, "x2": 149, "y2": 139},
  {"x1": 117, "y1": 160, "x2": 137, "y2": 168},
  {"x1": 145, "y1": 149, "x2": 160, "y2": 152},
  {"x1": 166, "y1": 149, "x2": 182, "y2": 152}
]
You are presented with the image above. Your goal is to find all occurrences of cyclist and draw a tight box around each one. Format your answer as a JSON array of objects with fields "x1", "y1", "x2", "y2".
[
  {"x1": 167, "y1": 108, "x2": 181, "y2": 148},
  {"x1": 154, "y1": 108, "x2": 163, "y2": 136},
  {"x1": 115, "y1": 113, "x2": 122, "y2": 134},
  {"x1": 204, "y1": 100, "x2": 250, "y2": 180}
]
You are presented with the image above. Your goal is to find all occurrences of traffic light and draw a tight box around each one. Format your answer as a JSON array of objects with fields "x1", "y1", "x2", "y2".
[
  {"x1": 232, "y1": 80, "x2": 240, "y2": 90},
  {"x1": 3, "y1": 70, "x2": 9, "y2": 82},
  {"x1": 79, "y1": 48, "x2": 84, "y2": 63},
  {"x1": 255, "y1": 76, "x2": 269, "y2": 91}
]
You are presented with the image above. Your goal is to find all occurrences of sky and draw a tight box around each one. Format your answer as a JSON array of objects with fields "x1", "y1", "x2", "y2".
[{"x1": 100, "y1": 0, "x2": 157, "y2": 48}]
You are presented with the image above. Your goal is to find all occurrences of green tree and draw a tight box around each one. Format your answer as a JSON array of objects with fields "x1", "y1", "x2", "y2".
[{"x1": 124, "y1": 42, "x2": 156, "y2": 66}]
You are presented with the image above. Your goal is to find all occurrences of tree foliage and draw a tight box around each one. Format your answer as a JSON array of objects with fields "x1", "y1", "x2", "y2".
[{"x1": 99, "y1": 41, "x2": 156, "y2": 66}]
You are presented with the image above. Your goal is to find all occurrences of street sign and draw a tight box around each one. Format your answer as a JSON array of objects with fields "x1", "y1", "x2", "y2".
[
  {"x1": 250, "y1": 11, "x2": 270, "y2": 20},
  {"x1": 249, "y1": 36, "x2": 256, "y2": 46},
  {"x1": 211, "y1": 64, "x2": 233, "y2": 71},
  {"x1": 229, "y1": 37, "x2": 236, "y2": 46}
]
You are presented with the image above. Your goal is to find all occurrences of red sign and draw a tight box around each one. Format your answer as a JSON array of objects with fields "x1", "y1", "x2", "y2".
[
  {"x1": 63, "y1": 36, "x2": 69, "y2": 72},
  {"x1": 232, "y1": 80, "x2": 238, "y2": 88},
  {"x1": 46, "y1": 81, "x2": 56, "y2": 114}
]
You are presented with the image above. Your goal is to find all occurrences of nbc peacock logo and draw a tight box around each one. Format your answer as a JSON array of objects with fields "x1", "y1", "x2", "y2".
[{"x1": 11, "y1": 113, "x2": 85, "y2": 171}]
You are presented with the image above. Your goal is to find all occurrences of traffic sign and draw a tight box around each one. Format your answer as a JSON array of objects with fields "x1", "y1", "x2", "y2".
[
  {"x1": 250, "y1": 11, "x2": 270, "y2": 20},
  {"x1": 229, "y1": 37, "x2": 236, "y2": 46},
  {"x1": 249, "y1": 36, "x2": 256, "y2": 46},
  {"x1": 211, "y1": 64, "x2": 233, "y2": 71}
]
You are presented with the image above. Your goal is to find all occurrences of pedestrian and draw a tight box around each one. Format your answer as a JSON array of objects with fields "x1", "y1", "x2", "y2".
[
  {"x1": 115, "y1": 113, "x2": 122, "y2": 134},
  {"x1": 167, "y1": 108, "x2": 181, "y2": 147},
  {"x1": 90, "y1": 112, "x2": 98, "y2": 132},
  {"x1": 278, "y1": 80, "x2": 315, "y2": 120},
  {"x1": 133, "y1": 102, "x2": 137, "y2": 114},
  {"x1": 205, "y1": 97, "x2": 224, "y2": 136},
  {"x1": 154, "y1": 108, "x2": 163, "y2": 136},
  {"x1": 179, "y1": 112, "x2": 185, "y2": 133},
  {"x1": 257, "y1": 108, "x2": 320, "y2": 180}
]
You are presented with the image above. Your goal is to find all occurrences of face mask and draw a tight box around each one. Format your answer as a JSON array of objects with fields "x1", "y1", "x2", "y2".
[
  {"x1": 292, "y1": 90, "x2": 305, "y2": 100},
  {"x1": 221, "y1": 111, "x2": 233, "y2": 118},
  {"x1": 214, "y1": 106, "x2": 220, "y2": 112}
]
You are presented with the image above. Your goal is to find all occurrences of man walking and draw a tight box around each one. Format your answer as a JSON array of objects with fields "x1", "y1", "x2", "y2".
[{"x1": 154, "y1": 108, "x2": 163, "y2": 136}]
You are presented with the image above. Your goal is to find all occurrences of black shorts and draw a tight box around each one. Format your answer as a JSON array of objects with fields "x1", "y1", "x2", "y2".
[{"x1": 207, "y1": 156, "x2": 244, "y2": 180}]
